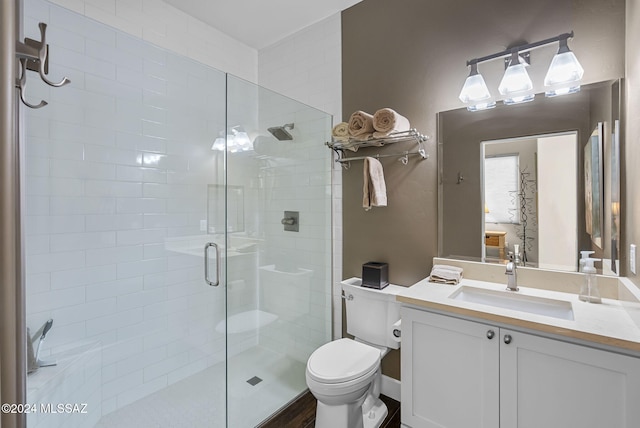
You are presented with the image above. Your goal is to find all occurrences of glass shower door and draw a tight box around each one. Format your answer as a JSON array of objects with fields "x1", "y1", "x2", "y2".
[
  {"x1": 23, "y1": 1, "x2": 229, "y2": 427},
  {"x1": 224, "y1": 76, "x2": 333, "y2": 427},
  {"x1": 22, "y1": 2, "x2": 332, "y2": 427}
]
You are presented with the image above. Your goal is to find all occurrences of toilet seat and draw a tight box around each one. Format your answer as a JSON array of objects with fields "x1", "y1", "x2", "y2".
[{"x1": 307, "y1": 338, "x2": 380, "y2": 384}]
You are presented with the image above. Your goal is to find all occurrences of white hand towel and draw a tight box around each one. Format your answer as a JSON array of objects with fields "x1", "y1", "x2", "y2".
[
  {"x1": 332, "y1": 122, "x2": 350, "y2": 142},
  {"x1": 372, "y1": 108, "x2": 411, "y2": 138},
  {"x1": 348, "y1": 110, "x2": 375, "y2": 140},
  {"x1": 363, "y1": 157, "x2": 387, "y2": 211},
  {"x1": 429, "y1": 264, "x2": 464, "y2": 285}
]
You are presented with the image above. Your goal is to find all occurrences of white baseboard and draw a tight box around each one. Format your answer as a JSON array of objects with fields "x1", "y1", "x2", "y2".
[{"x1": 381, "y1": 374, "x2": 401, "y2": 402}]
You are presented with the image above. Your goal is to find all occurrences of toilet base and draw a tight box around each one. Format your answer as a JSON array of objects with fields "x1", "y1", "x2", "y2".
[
  {"x1": 314, "y1": 395, "x2": 388, "y2": 428},
  {"x1": 362, "y1": 398, "x2": 388, "y2": 428}
]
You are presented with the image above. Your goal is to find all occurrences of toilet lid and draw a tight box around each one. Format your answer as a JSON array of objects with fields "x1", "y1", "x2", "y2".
[{"x1": 307, "y1": 338, "x2": 380, "y2": 384}]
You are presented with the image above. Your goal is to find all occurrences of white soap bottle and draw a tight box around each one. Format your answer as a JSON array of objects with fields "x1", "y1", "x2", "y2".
[
  {"x1": 579, "y1": 257, "x2": 601, "y2": 303},
  {"x1": 579, "y1": 250, "x2": 595, "y2": 272}
]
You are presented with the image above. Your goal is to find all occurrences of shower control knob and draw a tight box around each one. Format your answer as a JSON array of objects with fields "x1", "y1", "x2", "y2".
[
  {"x1": 486, "y1": 330, "x2": 495, "y2": 340},
  {"x1": 281, "y1": 217, "x2": 296, "y2": 225}
]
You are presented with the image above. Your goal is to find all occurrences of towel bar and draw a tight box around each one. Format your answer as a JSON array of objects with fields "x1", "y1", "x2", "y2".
[
  {"x1": 327, "y1": 129, "x2": 429, "y2": 169},
  {"x1": 336, "y1": 149, "x2": 428, "y2": 170}
]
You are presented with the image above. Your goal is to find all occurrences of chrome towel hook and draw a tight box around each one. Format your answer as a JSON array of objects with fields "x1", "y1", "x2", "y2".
[
  {"x1": 16, "y1": 58, "x2": 47, "y2": 109},
  {"x1": 15, "y1": 22, "x2": 71, "y2": 109},
  {"x1": 34, "y1": 23, "x2": 71, "y2": 88}
]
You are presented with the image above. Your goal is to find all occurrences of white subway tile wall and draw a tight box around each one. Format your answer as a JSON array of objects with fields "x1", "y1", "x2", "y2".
[
  {"x1": 258, "y1": 14, "x2": 343, "y2": 339},
  {"x1": 46, "y1": 0, "x2": 258, "y2": 83},
  {"x1": 24, "y1": 0, "x2": 334, "y2": 423},
  {"x1": 258, "y1": 14, "x2": 342, "y2": 119}
]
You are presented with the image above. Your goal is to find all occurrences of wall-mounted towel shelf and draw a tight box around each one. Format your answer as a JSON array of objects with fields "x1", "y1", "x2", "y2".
[{"x1": 326, "y1": 129, "x2": 429, "y2": 169}]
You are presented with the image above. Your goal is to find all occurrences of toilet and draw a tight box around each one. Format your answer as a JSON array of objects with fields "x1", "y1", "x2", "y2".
[{"x1": 306, "y1": 277, "x2": 404, "y2": 428}]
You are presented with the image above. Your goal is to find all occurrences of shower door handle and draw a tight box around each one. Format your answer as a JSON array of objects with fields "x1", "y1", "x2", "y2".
[{"x1": 204, "y1": 242, "x2": 220, "y2": 286}]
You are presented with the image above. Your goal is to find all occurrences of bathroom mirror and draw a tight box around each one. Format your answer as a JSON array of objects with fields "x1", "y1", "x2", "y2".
[
  {"x1": 438, "y1": 79, "x2": 622, "y2": 276},
  {"x1": 208, "y1": 184, "x2": 244, "y2": 233}
]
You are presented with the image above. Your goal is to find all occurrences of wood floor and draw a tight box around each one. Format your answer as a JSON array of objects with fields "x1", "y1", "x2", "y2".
[{"x1": 258, "y1": 390, "x2": 401, "y2": 428}]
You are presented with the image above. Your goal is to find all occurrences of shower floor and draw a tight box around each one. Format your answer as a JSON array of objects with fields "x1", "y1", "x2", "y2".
[{"x1": 95, "y1": 346, "x2": 307, "y2": 428}]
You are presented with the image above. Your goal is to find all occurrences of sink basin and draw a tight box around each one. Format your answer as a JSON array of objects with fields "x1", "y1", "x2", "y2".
[{"x1": 449, "y1": 286, "x2": 574, "y2": 320}]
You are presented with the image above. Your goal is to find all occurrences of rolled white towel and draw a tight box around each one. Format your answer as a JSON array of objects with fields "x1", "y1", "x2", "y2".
[
  {"x1": 428, "y1": 264, "x2": 464, "y2": 285},
  {"x1": 332, "y1": 122, "x2": 349, "y2": 142},
  {"x1": 372, "y1": 108, "x2": 411, "y2": 138},
  {"x1": 348, "y1": 110, "x2": 375, "y2": 140}
]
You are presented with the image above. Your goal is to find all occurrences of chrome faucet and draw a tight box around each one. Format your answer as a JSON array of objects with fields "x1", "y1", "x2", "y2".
[{"x1": 505, "y1": 257, "x2": 519, "y2": 291}]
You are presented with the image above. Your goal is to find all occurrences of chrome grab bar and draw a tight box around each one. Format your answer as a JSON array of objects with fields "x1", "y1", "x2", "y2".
[{"x1": 204, "y1": 242, "x2": 220, "y2": 286}]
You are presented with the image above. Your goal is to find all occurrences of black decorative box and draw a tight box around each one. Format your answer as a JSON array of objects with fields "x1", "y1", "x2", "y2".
[{"x1": 362, "y1": 262, "x2": 389, "y2": 289}]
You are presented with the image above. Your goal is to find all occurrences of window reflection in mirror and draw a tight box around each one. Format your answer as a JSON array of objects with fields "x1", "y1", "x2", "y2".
[{"x1": 483, "y1": 154, "x2": 520, "y2": 225}]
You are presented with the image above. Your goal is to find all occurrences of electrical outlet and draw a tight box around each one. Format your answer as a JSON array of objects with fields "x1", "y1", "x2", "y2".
[{"x1": 631, "y1": 244, "x2": 637, "y2": 275}]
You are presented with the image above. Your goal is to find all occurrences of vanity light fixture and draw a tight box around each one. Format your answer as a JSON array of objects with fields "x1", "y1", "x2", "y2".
[{"x1": 460, "y1": 31, "x2": 583, "y2": 111}]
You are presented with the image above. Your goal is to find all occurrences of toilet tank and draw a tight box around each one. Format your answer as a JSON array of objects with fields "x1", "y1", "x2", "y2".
[{"x1": 342, "y1": 277, "x2": 404, "y2": 349}]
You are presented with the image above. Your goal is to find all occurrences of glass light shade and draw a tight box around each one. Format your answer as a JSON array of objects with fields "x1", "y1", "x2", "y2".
[
  {"x1": 544, "y1": 51, "x2": 584, "y2": 87},
  {"x1": 459, "y1": 71, "x2": 491, "y2": 103},
  {"x1": 545, "y1": 85, "x2": 581, "y2": 97},
  {"x1": 467, "y1": 101, "x2": 496, "y2": 112},
  {"x1": 503, "y1": 94, "x2": 535, "y2": 105},
  {"x1": 498, "y1": 63, "x2": 533, "y2": 95},
  {"x1": 213, "y1": 127, "x2": 254, "y2": 152},
  {"x1": 211, "y1": 136, "x2": 227, "y2": 151},
  {"x1": 232, "y1": 130, "x2": 252, "y2": 151}
]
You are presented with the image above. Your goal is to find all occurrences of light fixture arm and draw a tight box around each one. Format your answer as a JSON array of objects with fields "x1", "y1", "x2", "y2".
[{"x1": 466, "y1": 31, "x2": 574, "y2": 66}]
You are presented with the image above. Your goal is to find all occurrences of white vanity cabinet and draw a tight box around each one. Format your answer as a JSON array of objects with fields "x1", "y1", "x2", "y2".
[{"x1": 401, "y1": 307, "x2": 640, "y2": 428}]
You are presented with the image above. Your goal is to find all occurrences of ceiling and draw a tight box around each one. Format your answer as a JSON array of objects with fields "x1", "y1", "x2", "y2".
[{"x1": 163, "y1": 0, "x2": 362, "y2": 50}]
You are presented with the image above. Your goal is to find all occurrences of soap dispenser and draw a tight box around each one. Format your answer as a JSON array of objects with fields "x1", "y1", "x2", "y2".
[
  {"x1": 579, "y1": 250, "x2": 595, "y2": 272},
  {"x1": 579, "y1": 257, "x2": 601, "y2": 303}
]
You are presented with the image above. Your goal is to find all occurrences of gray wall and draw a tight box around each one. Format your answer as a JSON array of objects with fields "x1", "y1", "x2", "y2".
[{"x1": 342, "y1": 0, "x2": 625, "y2": 379}]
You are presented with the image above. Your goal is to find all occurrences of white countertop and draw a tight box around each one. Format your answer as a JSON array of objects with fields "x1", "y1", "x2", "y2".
[{"x1": 397, "y1": 277, "x2": 640, "y2": 354}]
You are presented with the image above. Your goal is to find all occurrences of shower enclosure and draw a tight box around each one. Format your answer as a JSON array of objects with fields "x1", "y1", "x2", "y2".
[{"x1": 16, "y1": 1, "x2": 332, "y2": 427}]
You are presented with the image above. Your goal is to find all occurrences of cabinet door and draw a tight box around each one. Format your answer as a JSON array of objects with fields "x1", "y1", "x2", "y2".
[
  {"x1": 401, "y1": 308, "x2": 500, "y2": 428},
  {"x1": 500, "y1": 329, "x2": 640, "y2": 428}
]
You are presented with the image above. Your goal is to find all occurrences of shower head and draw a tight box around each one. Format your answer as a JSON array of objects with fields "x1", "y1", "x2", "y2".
[{"x1": 267, "y1": 123, "x2": 294, "y2": 141}]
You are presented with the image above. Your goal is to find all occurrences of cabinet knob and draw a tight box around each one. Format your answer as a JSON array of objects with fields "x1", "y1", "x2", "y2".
[
  {"x1": 486, "y1": 330, "x2": 495, "y2": 340},
  {"x1": 503, "y1": 334, "x2": 512, "y2": 344}
]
